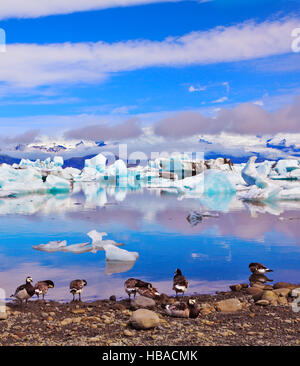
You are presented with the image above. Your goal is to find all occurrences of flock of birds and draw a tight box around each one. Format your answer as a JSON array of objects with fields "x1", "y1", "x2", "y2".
[
  {"x1": 10, "y1": 262, "x2": 274, "y2": 318},
  {"x1": 11, "y1": 278, "x2": 87, "y2": 305}
]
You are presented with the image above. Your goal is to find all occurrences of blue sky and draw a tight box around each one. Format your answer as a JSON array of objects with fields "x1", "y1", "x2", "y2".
[{"x1": 0, "y1": 0, "x2": 299, "y2": 148}]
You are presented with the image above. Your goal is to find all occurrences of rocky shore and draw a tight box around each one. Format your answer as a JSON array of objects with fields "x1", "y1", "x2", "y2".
[{"x1": 0, "y1": 283, "x2": 299, "y2": 346}]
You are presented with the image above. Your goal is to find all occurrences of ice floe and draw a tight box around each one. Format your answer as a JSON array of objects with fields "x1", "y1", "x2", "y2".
[{"x1": 32, "y1": 230, "x2": 137, "y2": 264}]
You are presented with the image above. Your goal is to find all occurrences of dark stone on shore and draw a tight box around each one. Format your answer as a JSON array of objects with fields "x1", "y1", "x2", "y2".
[
  {"x1": 131, "y1": 296, "x2": 156, "y2": 310},
  {"x1": 109, "y1": 295, "x2": 116, "y2": 302},
  {"x1": 230, "y1": 284, "x2": 242, "y2": 292},
  {"x1": 246, "y1": 287, "x2": 263, "y2": 301},
  {"x1": 273, "y1": 282, "x2": 297, "y2": 290}
]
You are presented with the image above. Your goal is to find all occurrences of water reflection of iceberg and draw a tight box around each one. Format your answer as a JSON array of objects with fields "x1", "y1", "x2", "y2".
[{"x1": 105, "y1": 260, "x2": 137, "y2": 275}]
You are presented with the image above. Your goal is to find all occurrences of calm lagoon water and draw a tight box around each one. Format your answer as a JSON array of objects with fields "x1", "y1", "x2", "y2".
[{"x1": 0, "y1": 184, "x2": 300, "y2": 302}]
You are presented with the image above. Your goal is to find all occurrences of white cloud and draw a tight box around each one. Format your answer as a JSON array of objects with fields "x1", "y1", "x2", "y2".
[
  {"x1": 154, "y1": 96, "x2": 300, "y2": 137},
  {"x1": 0, "y1": 0, "x2": 181, "y2": 20},
  {"x1": 0, "y1": 18, "x2": 298, "y2": 89},
  {"x1": 188, "y1": 85, "x2": 207, "y2": 92},
  {"x1": 222, "y1": 81, "x2": 230, "y2": 93},
  {"x1": 253, "y1": 100, "x2": 264, "y2": 106},
  {"x1": 213, "y1": 96, "x2": 228, "y2": 103}
]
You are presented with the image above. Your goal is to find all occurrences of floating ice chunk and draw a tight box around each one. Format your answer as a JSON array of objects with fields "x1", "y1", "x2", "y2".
[
  {"x1": 53, "y1": 156, "x2": 64, "y2": 167},
  {"x1": 256, "y1": 160, "x2": 275, "y2": 177},
  {"x1": 19, "y1": 158, "x2": 35, "y2": 168},
  {"x1": 19, "y1": 156, "x2": 64, "y2": 170},
  {"x1": 103, "y1": 243, "x2": 139, "y2": 262},
  {"x1": 59, "y1": 167, "x2": 81, "y2": 181},
  {"x1": 238, "y1": 181, "x2": 281, "y2": 202},
  {"x1": 204, "y1": 170, "x2": 237, "y2": 194},
  {"x1": 241, "y1": 156, "x2": 259, "y2": 186},
  {"x1": 84, "y1": 153, "x2": 107, "y2": 173},
  {"x1": 45, "y1": 175, "x2": 70, "y2": 192},
  {"x1": 275, "y1": 159, "x2": 300, "y2": 176},
  {"x1": 87, "y1": 230, "x2": 108, "y2": 244},
  {"x1": 32, "y1": 240, "x2": 67, "y2": 252},
  {"x1": 277, "y1": 186, "x2": 300, "y2": 200},
  {"x1": 61, "y1": 242, "x2": 92, "y2": 254},
  {"x1": 87, "y1": 230, "x2": 124, "y2": 252},
  {"x1": 77, "y1": 167, "x2": 102, "y2": 182}
]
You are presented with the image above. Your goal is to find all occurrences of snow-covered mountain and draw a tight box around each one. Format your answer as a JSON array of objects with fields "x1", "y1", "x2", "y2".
[
  {"x1": 1, "y1": 132, "x2": 300, "y2": 164},
  {"x1": 1, "y1": 138, "x2": 106, "y2": 157}
]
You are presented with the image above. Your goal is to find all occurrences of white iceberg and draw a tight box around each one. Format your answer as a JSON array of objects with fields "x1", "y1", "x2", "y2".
[
  {"x1": 87, "y1": 230, "x2": 124, "y2": 252},
  {"x1": 84, "y1": 153, "x2": 107, "y2": 173},
  {"x1": 241, "y1": 156, "x2": 260, "y2": 186},
  {"x1": 32, "y1": 240, "x2": 67, "y2": 252},
  {"x1": 61, "y1": 242, "x2": 92, "y2": 254},
  {"x1": 275, "y1": 159, "x2": 300, "y2": 176},
  {"x1": 103, "y1": 243, "x2": 139, "y2": 262}
]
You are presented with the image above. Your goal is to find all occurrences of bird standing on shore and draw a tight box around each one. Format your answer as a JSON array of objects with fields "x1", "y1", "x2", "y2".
[
  {"x1": 249, "y1": 263, "x2": 273, "y2": 274},
  {"x1": 165, "y1": 298, "x2": 199, "y2": 318},
  {"x1": 124, "y1": 278, "x2": 160, "y2": 299},
  {"x1": 34, "y1": 280, "x2": 55, "y2": 301},
  {"x1": 11, "y1": 276, "x2": 35, "y2": 306},
  {"x1": 69, "y1": 279, "x2": 87, "y2": 302},
  {"x1": 173, "y1": 269, "x2": 188, "y2": 297}
]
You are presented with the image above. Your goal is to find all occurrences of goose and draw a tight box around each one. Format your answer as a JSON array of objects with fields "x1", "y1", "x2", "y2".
[
  {"x1": 34, "y1": 280, "x2": 54, "y2": 300},
  {"x1": 32, "y1": 240, "x2": 67, "y2": 253},
  {"x1": 69, "y1": 279, "x2": 87, "y2": 302},
  {"x1": 173, "y1": 269, "x2": 188, "y2": 297},
  {"x1": 165, "y1": 298, "x2": 199, "y2": 318},
  {"x1": 124, "y1": 278, "x2": 147, "y2": 299},
  {"x1": 249, "y1": 262, "x2": 273, "y2": 274},
  {"x1": 11, "y1": 276, "x2": 35, "y2": 306},
  {"x1": 124, "y1": 278, "x2": 160, "y2": 299}
]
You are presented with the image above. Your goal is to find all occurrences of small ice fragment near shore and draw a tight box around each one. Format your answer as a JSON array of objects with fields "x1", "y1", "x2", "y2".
[
  {"x1": 61, "y1": 242, "x2": 92, "y2": 254},
  {"x1": 103, "y1": 244, "x2": 139, "y2": 262},
  {"x1": 32, "y1": 240, "x2": 67, "y2": 252},
  {"x1": 87, "y1": 230, "x2": 108, "y2": 243}
]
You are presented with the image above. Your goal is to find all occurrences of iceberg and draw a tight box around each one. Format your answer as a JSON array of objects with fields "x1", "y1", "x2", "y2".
[
  {"x1": 275, "y1": 159, "x2": 300, "y2": 176},
  {"x1": 87, "y1": 230, "x2": 124, "y2": 252},
  {"x1": 241, "y1": 156, "x2": 259, "y2": 186},
  {"x1": 103, "y1": 243, "x2": 139, "y2": 262},
  {"x1": 45, "y1": 175, "x2": 70, "y2": 193},
  {"x1": 84, "y1": 153, "x2": 107, "y2": 173},
  {"x1": 32, "y1": 240, "x2": 67, "y2": 252},
  {"x1": 61, "y1": 242, "x2": 92, "y2": 254},
  {"x1": 18, "y1": 156, "x2": 64, "y2": 170}
]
